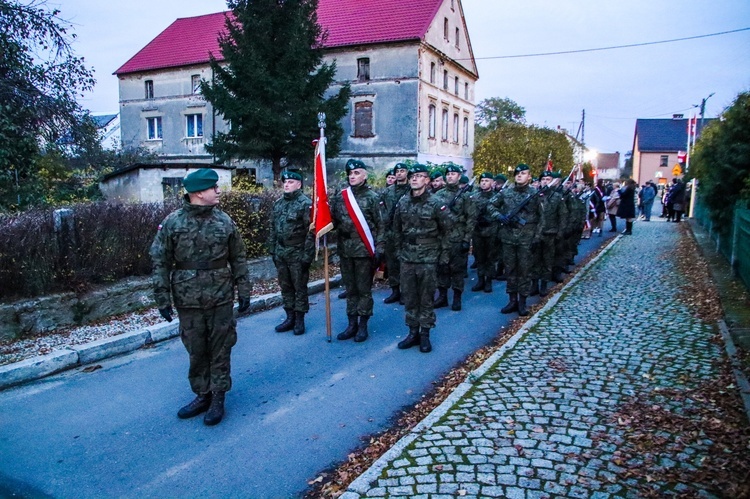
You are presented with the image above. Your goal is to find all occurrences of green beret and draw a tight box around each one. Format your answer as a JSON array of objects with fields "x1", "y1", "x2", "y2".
[
  {"x1": 386, "y1": 167, "x2": 396, "y2": 177},
  {"x1": 408, "y1": 163, "x2": 430, "y2": 177},
  {"x1": 479, "y1": 172, "x2": 494, "y2": 180},
  {"x1": 541, "y1": 170, "x2": 553, "y2": 178},
  {"x1": 393, "y1": 163, "x2": 409, "y2": 172},
  {"x1": 281, "y1": 170, "x2": 303, "y2": 182},
  {"x1": 494, "y1": 174, "x2": 507, "y2": 183},
  {"x1": 442, "y1": 162, "x2": 463, "y2": 174},
  {"x1": 551, "y1": 171, "x2": 562, "y2": 178},
  {"x1": 430, "y1": 170, "x2": 445, "y2": 180},
  {"x1": 345, "y1": 159, "x2": 368, "y2": 174},
  {"x1": 183, "y1": 168, "x2": 219, "y2": 193},
  {"x1": 514, "y1": 163, "x2": 530, "y2": 174},
  {"x1": 460, "y1": 175, "x2": 470, "y2": 184}
]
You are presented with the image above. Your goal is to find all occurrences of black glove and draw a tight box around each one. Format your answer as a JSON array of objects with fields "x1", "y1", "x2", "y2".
[
  {"x1": 460, "y1": 241, "x2": 470, "y2": 253},
  {"x1": 158, "y1": 307, "x2": 173, "y2": 323},
  {"x1": 237, "y1": 297, "x2": 251, "y2": 313},
  {"x1": 372, "y1": 250, "x2": 383, "y2": 268}
]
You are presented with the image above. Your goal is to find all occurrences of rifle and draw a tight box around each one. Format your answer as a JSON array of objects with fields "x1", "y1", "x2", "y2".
[
  {"x1": 497, "y1": 187, "x2": 546, "y2": 227},
  {"x1": 447, "y1": 176, "x2": 476, "y2": 211}
]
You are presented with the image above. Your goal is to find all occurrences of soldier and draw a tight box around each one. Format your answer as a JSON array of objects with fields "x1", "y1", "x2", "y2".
[
  {"x1": 533, "y1": 171, "x2": 566, "y2": 296},
  {"x1": 434, "y1": 163, "x2": 476, "y2": 311},
  {"x1": 430, "y1": 170, "x2": 446, "y2": 193},
  {"x1": 331, "y1": 159, "x2": 384, "y2": 343},
  {"x1": 487, "y1": 163, "x2": 544, "y2": 317},
  {"x1": 385, "y1": 168, "x2": 397, "y2": 187},
  {"x1": 379, "y1": 162, "x2": 410, "y2": 304},
  {"x1": 150, "y1": 168, "x2": 251, "y2": 426},
  {"x1": 491, "y1": 173, "x2": 508, "y2": 280},
  {"x1": 470, "y1": 172, "x2": 498, "y2": 293},
  {"x1": 393, "y1": 164, "x2": 451, "y2": 353},
  {"x1": 268, "y1": 170, "x2": 315, "y2": 335}
]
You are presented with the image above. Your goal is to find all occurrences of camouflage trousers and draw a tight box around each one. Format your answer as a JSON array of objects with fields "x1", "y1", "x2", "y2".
[
  {"x1": 276, "y1": 257, "x2": 310, "y2": 312},
  {"x1": 471, "y1": 233, "x2": 496, "y2": 279},
  {"x1": 502, "y1": 242, "x2": 533, "y2": 296},
  {"x1": 340, "y1": 256, "x2": 375, "y2": 317},
  {"x1": 437, "y1": 242, "x2": 469, "y2": 291},
  {"x1": 400, "y1": 262, "x2": 438, "y2": 328},
  {"x1": 531, "y1": 234, "x2": 557, "y2": 281},
  {"x1": 384, "y1": 237, "x2": 401, "y2": 288},
  {"x1": 177, "y1": 303, "x2": 237, "y2": 394}
]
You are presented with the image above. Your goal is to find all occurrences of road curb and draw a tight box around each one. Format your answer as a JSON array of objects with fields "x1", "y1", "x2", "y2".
[
  {"x1": 343, "y1": 236, "x2": 622, "y2": 496},
  {"x1": 0, "y1": 275, "x2": 342, "y2": 391},
  {"x1": 718, "y1": 319, "x2": 750, "y2": 423}
]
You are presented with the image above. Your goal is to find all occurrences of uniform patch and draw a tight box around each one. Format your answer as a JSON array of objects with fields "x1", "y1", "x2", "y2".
[
  {"x1": 440, "y1": 205, "x2": 447, "y2": 211},
  {"x1": 157, "y1": 224, "x2": 163, "y2": 231}
]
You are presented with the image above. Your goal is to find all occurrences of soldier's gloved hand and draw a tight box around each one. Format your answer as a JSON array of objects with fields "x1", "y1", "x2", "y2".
[
  {"x1": 158, "y1": 307, "x2": 173, "y2": 323},
  {"x1": 372, "y1": 250, "x2": 383, "y2": 267},
  {"x1": 237, "y1": 297, "x2": 251, "y2": 313},
  {"x1": 460, "y1": 241, "x2": 470, "y2": 254}
]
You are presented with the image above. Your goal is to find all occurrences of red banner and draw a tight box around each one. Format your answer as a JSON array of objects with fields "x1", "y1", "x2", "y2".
[{"x1": 311, "y1": 139, "x2": 333, "y2": 243}]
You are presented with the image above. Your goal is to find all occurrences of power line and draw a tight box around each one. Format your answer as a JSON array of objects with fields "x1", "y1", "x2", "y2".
[{"x1": 462, "y1": 27, "x2": 750, "y2": 61}]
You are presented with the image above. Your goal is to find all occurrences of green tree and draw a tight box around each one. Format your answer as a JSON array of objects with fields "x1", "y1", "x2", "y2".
[
  {"x1": 474, "y1": 97, "x2": 526, "y2": 143},
  {"x1": 691, "y1": 91, "x2": 750, "y2": 230},
  {"x1": 0, "y1": 0, "x2": 96, "y2": 210},
  {"x1": 473, "y1": 122, "x2": 574, "y2": 178},
  {"x1": 202, "y1": 0, "x2": 351, "y2": 183}
]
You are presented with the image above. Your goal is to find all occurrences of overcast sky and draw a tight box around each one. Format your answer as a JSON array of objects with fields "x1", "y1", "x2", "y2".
[{"x1": 59, "y1": 0, "x2": 750, "y2": 157}]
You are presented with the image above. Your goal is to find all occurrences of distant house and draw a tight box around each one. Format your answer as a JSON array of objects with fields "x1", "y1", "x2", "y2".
[
  {"x1": 593, "y1": 152, "x2": 620, "y2": 180},
  {"x1": 632, "y1": 115, "x2": 714, "y2": 185},
  {"x1": 91, "y1": 114, "x2": 121, "y2": 150},
  {"x1": 99, "y1": 163, "x2": 233, "y2": 203},
  {"x1": 113, "y1": 0, "x2": 478, "y2": 184}
]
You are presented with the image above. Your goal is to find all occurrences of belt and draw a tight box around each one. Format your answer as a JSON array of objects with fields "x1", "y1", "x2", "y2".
[
  {"x1": 175, "y1": 259, "x2": 228, "y2": 270},
  {"x1": 406, "y1": 236, "x2": 438, "y2": 245},
  {"x1": 278, "y1": 235, "x2": 306, "y2": 246}
]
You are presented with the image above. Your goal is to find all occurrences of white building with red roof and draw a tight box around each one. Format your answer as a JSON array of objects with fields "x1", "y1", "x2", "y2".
[{"x1": 113, "y1": 0, "x2": 478, "y2": 185}]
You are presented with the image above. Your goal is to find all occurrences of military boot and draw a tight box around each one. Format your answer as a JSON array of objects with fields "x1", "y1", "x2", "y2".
[
  {"x1": 501, "y1": 293, "x2": 519, "y2": 314},
  {"x1": 293, "y1": 311, "x2": 305, "y2": 335},
  {"x1": 552, "y1": 269, "x2": 565, "y2": 283},
  {"x1": 529, "y1": 279, "x2": 540, "y2": 297},
  {"x1": 484, "y1": 276, "x2": 493, "y2": 293},
  {"x1": 419, "y1": 327, "x2": 432, "y2": 353},
  {"x1": 433, "y1": 287, "x2": 449, "y2": 309},
  {"x1": 383, "y1": 286, "x2": 401, "y2": 304},
  {"x1": 274, "y1": 308, "x2": 295, "y2": 332},
  {"x1": 451, "y1": 289, "x2": 462, "y2": 311},
  {"x1": 203, "y1": 391, "x2": 225, "y2": 426},
  {"x1": 539, "y1": 280, "x2": 549, "y2": 297},
  {"x1": 518, "y1": 295, "x2": 530, "y2": 317},
  {"x1": 398, "y1": 326, "x2": 420, "y2": 349},
  {"x1": 354, "y1": 316, "x2": 369, "y2": 342},
  {"x1": 177, "y1": 393, "x2": 211, "y2": 419},
  {"x1": 337, "y1": 315, "x2": 358, "y2": 340},
  {"x1": 337, "y1": 290, "x2": 347, "y2": 299},
  {"x1": 471, "y1": 276, "x2": 485, "y2": 292}
]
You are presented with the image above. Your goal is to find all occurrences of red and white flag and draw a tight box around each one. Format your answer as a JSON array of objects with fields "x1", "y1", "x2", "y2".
[
  {"x1": 341, "y1": 187, "x2": 375, "y2": 257},
  {"x1": 687, "y1": 116, "x2": 697, "y2": 137},
  {"x1": 545, "y1": 153, "x2": 554, "y2": 172},
  {"x1": 310, "y1": 138, "x2": 333, "y2": 247}
]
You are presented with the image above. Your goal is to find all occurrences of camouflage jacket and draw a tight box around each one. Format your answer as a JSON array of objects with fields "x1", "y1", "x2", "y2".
[
  {"x1": 539, "y1": 188, "x2": 567, "y2": 235},
  {"x1": 331, "y1": 183, "x2": 385, "y2": 258},
  {"x1": 393, "y1": 189, "x2": 452, "y2": 264},
  {"x1": 268, "y1": 189, "x2": 315, "y2": 263},
  {"x1": 150, "y1": 200, "x2": 251, "y2": 309},
  {"x1": 434, "y1": 183, "x2": 476, "y2": 244},
  {"x1": 379, "y1": 182, "x2": 410, "y2": 236},
  {"x1": 565, "y1": 192, "x2": 586, "y2": 233},
  {"x1": 471, "y1": 189, "x2": 498, "y2": 238},
  {"x1": 487, "y1": 183, "x2": 545, "y2": 245}
]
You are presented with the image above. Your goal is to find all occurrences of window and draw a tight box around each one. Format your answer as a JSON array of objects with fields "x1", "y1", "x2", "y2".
[
  {"x1": 186, "y1": 114, "x2": 203, "y2": 138},
  {"x1": 464, "y1": 82, "x2": 469, "y2": 100},
  {"x1": 428, "y1": 104, "x2": 436, "y2": 138},
  {"x1": 453, "y1": 113, "x2": 459, "y2": 142},
  {"x1": 191, "y1": 75, "x2": 201, "y2": 94},
  {"x1": 442, "y1": 109, "x2": 449, "y2": 141},
  {"x1": 430, "y1": 62, "x2": 436, "y2": 84},
  {"x1": 357, "y1": 58, "x2": 370, "y2": 82},
  {"x1": 660, "y1": 155, "x2": 669, "y2": 167},
  {"x1": 145, "y1": 80, "x2": 154, "y2": 100},
  {"x1": 146, "y1": 117, "x2": 162, "y2": 140},
  {"x1": 162, "y1": 177, "x2": 183, "y2": 200},
  {"x1": 454, "y1": 77, "x2": 459, "y2": 96},
  {"x1": 463, "y1": 117, "x2": 469, "y2": 145},
  {"x1": 455, "y1": 28, "x2": 460, "y2": 48},
  {"x1": 451, "y1": 0, "x2": 455, "y2": 9},
  {"x1": 443, "y1": 70, "x2": 448, "y2": 90},
  {"x1": 444, "y1": 18, "x2": 449, "y2": 39},
  {"x1": 354, "y1": 101, "x2": 374, "y2": 137}
]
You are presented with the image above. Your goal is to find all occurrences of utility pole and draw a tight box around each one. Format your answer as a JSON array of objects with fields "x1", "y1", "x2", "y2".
[{"x1": 697, "y1": 92, "x2": 714, "y2": 138}]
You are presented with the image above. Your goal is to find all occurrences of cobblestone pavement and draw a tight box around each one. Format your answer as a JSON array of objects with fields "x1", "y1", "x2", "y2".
[{"x1": 342, "y1": 220, "x2": 722, "y2": 498}]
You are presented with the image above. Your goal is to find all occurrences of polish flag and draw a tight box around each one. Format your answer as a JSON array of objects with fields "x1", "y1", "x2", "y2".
[{"x1": 311, "y1": 138, "x2": 333, "y2": 245}]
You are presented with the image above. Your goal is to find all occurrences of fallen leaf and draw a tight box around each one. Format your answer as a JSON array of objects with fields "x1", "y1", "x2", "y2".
[{"x1": 81, "y1": 365, "x2": 102, "y2": 373}]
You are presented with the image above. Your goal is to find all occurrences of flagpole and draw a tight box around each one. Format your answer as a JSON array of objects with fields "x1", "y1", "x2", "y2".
[{"x1": 317, "y1": 112, "x2": 332, "y2": 342}]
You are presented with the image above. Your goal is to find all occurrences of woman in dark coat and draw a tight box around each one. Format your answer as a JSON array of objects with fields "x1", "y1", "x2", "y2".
[{"x1": 616, "y1": 179, "x2": 637, "y2": 235}]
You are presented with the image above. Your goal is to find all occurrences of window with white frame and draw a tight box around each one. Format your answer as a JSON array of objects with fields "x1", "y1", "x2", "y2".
[
  {"x1": 145, "y1": 80, "x2": 154, "y2": 100},
  {"x1": 186, "y1": 114, "x2": 203, "y2": 138},
  {"x1": 428, "y1": 104, "x2": 436, "y2": 138},
  {"x1": 442, "y1": 109, "x2": 449, "y2": 141},
  {"x1": 453, "y1": 113, "x2": 459, "y2": 142},
  {"x1": 191, "y1": 75, "x2": 201, "y2": 94},
  {"x1": 463, "y1": 117, "x2": 469, "y2": 145},
  {"x1": 146, "y1": 116, "x2": 162, "y2": 140}
]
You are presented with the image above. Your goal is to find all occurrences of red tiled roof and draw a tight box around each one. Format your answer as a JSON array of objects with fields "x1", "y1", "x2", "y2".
[{"x1": 114, "y1": 0, "x2": 442, "y2": 75}]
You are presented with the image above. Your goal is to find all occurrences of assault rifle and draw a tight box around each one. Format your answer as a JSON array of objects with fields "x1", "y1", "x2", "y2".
[
  {"x1": 447, "y1": 176, "x2": 476, "y2": 211},
  {"x1": 496, "y1": 187, "x2": 546, "y2": 227}
]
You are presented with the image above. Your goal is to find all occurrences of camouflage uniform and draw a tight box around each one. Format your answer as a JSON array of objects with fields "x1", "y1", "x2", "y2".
[
  {"x1": 268, "y1": 189, "x2": 315, "y2": 313},
  {"x1": 434, "y1": 183, "x2": 476, "y2": 298},
  {"x1": 470, "y1": 188, "x2": 498, "y2": 289},
  {"x1": 150, "y1": 200, "x2": 251, "y2": 395},
  {"x1": 534, "y1": 187, "x2": 567, "y2": 288},
  {"x1": 379, "y1": 181, "x2": 410, "y2": 292}
]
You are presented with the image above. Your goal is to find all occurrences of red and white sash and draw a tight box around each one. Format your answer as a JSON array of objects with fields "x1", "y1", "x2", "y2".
[{"x1": 341, "y1": 187, "x2": 375, "y2": 257}]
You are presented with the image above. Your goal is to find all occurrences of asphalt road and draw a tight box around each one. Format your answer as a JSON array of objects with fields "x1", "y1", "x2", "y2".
[{"x1": 0, "y1": 233, "x2": 615, "y2": 498}]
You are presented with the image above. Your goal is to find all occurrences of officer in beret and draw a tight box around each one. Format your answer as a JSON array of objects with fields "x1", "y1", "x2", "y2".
[
  {"x1": 433, "y1": 163, "x2": 476, "y2": 311},
  {"x1": 379, "y1": 162, "x2": 410, "y2": 304},
  {"x1": 430, "y1": 170, "x2": 446, "y2": 193},
  {"x1": 150, "y1": 168, "x2": 251, "y2": 426},
  {"x1": 393, "y1": 164, "x2": 451, "y2": 353},
  {"x1": 470, "y1": 172, "x2": 498, "y2": 293},
  {"x1": 487, "y1": 163, "x2": 544, "y2": 316},
  {"x1": 268, "y1": 170, "x2": 315, "y2": 335},
  {"x1": 331, "y1": 159, "x2": 384, "y2": 343}
]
